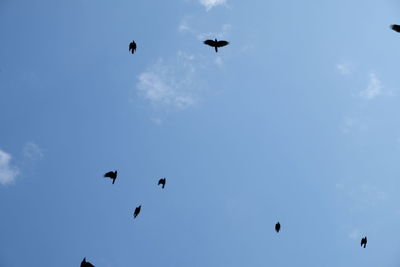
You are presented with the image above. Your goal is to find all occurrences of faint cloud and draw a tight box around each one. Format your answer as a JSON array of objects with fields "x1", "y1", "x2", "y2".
[
  {"x1": 151, "y1": 118, "x2": 163, "y2": 125},
  {"x1": 178, "y1": 16, "x2": 232, "y2": 42},
  {"x1": 178, "y1": 17, "x2": 192, "y2": 33},
  {"x1": 337, "y1": 180, "x2": 388, "y2": 211},
  {"x1": 197, "y1": 24, "x2": 231, "y2": 40},
  {"x1": 0, "y1": 149, "x2": 19, "y2": 185},
  {"x1": 360, "y1": 72, "x2": 382, "y2": 100},
  {"x1": 340, "y1": 116, "x2": 368, "y2": 134},
  {"x1": 199, "y1": 0, "x2": 226, "y2": 10},
  {"x1": 136, "y1": 51, "x2": 198, "y2": 110},
  {"x1": 340, "y1": 117, "x2": 355, "y2": 134},
  {"x1": 336, "y1": 63, "x2": 353, "y2": 75},
  {"x1": 23, "y1": 142, "x2": 44, "y2": 161}
]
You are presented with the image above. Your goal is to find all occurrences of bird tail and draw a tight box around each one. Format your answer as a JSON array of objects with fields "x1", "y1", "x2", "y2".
[
  {"x1": 162, "y1": 184, "x2": 165, "y2": 189},
  {"x1": 112, "y1": 178, "x2": 116, "y2": 184},
  {"x1": 215, "y1": 46, "x2": 218, "y2": 52}
]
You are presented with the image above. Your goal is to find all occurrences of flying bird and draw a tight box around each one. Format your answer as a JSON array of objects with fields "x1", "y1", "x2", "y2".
[
  {"x1": 129, "y1": 40, "x2": 137, "y2": 54},
  {"x1": 158, "y1": 178, "x2": 166, "y2": 189},
  {"x1": 133, "y1": 205, "x2": 141, "y2": 219},
  {"x1": 103, "y1": 170, "x2": 117, "y2": 184},
  {"x1": 275, "y1": 222, "x2": 281, "y2": 233},
  {"x1": 361, "y1": 236, "x2": 367, "y2": 248},
  {"x1": 391, "y1": 24, "x2": 400, "y2": 33},
  {"x1": 81, "y1": 257, "x2": 95, "y2": 267},
  {"x1": 203, "y1": 38, "x2": 229, "y2": 52}
]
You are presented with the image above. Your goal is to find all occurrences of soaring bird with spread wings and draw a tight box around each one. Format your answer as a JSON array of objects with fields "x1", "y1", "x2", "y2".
[
  {"x1": 129, "y1": 40, "x2": 137, "y2": 54},
  {"x1": 103, "y1": 170, "x2": 117, "y2": 184},
  {"x1": 204, "y1": 39, "x2": 229, "y2": 52}
]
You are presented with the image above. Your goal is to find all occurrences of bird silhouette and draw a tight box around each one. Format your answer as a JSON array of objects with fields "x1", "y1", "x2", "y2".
[
  {"x1": 158, "y1": 178, "x2": 166, "y2": 189},
  {"x1": 391, "y1": 24, "x2": 400, "y2": 33},
  {"x1": 129, "y1": 40, "x2": 137, "y2": 54},
  {"x1": 361, "y1": 236, "x2": 367, "y2": 248},
  {"x1": 81, "y1": 257, "x2": 95, "y2": 267},
  {"x1": 275, "y1": 222, "x2": 281, "y2": 233},
  {"x1": 103, "y1": 170, "x2": 117, "y2": 184},
  {"x1": 133, "y1": 205, "x2": 141, "y2": 218},
  {"x1": 204, "y1": 38, "x2": 229, "y2": 52}
]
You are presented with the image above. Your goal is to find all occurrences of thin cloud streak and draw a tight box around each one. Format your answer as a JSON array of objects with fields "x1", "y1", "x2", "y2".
[
  {"x1": 136, "y1": 51, "x2": 198, "y2": 110},
  {"x1": 336, "y1": 63, "x2": 353, "y2": 75},
  {"x1": 199, "y1": 0, "x2": 227, "y2": 11},
  {"x1": 23, "y1": 142, "x2": 44, "y2": 161},
  {"x1": 360, "y1": 72, "x2": 382, "y2": 100},
  {"x1": 0, "y1": 149, "x2": 19, "y2": 185}
]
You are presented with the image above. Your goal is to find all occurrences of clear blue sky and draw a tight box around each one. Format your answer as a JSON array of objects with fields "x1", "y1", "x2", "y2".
[{"x1": 1, "y1": 0, "x2": 400, "y2": 266}]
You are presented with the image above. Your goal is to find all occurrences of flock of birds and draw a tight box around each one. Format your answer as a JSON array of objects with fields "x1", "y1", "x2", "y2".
[
  {"x1": 79, "y1": 23, "x2": 400, "y2": 267},
  {"x1": 128, "y1": 38, "x2": 229, "y2": 54}
]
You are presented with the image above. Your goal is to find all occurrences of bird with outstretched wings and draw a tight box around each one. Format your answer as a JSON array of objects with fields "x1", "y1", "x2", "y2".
[
  {"x1": 129, "y1": 40, "x2": 137, "y2": 54},
  {"x1": 204, "y1": 38, "x2": 229, "y2": 52},
  {"x1": 103, "y1": 170, "x2": 117, "y2": 184}
]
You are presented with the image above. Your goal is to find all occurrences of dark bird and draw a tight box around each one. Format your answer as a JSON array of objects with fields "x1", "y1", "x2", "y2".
[
  {"x1": 81, "y1": 257, "x2": 95, "y2": 267},
  {"x1": 275, "y1": 222, "x2": 281, "y2": 233},
  {"x1": 129, "y1": 40, "x2": 137, "y2": 54},
  {"x1": 391, "y1": 24, "x2": 400, "y2": 33},
  {"x1": 104, "y1": 170, "x2": 117, "y2": 184},
  {"x1": 203, "y1": 38, "x2": 229, "y2": 52},
  {"x1": 361, "y1": 236, "x2": 367, "y2": 248},
  {"x1": 158, "y1": 178, "x2": 166, "y2": 189},
  {"x1": 133, "y1": 205, "x2": 141, "y2": 219}
]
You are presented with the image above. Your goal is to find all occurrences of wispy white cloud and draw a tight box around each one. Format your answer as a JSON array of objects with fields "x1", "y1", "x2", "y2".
[
  {"x1": 336, "y1": 180, "x2": 388, "y2": 211},
  {"x1": 23, "y1": 142, "x2": 44, "y2": 161},
  {"x1": 199, "y1": 0, "x2": 226, "y2": 11},
  {"x1": 179, "y1": 18, "x2": 231, "y2": 41},
  {"x1": 336, "y1": 63, "x2": 353, "y2": 75},
  {"x1": 197, "y1": 24, "x2": 231, "y2": 40},
  {"x1": 0, "y1": 149, "x2": 19, "y2": 185},
  {"x1": 360, "y1": 72, "x2": 382, "y2": 100},
  {"x1": 178, "y1": 17, "x2": 192, "y2": 33},
  {"x1": 136, "y1": 51, "x2": 198, "y2": 110}
]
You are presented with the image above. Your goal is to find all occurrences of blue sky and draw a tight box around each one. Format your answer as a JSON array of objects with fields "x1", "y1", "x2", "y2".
[{"x1": 1, "y1": 0, "x2": 400, "y2": 266}]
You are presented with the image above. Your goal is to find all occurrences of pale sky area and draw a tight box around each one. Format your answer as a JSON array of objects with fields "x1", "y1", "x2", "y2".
[{"x1": 2, "y1": 0, "x2": 400, "y2": 266}]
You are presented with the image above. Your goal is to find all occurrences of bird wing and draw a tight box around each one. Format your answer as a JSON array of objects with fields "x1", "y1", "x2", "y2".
[
  {"x1": 216, "y1": 40, "x2": 229, "y2": 47},
  {"x1": 391, "y1": 24, "x2": 400, "y2": 32},
  {"x1": 158, "y1": 179, "x2": 162, "y2": 185},
  {"x1": 204, "y1": 40, "x2": 216, "y2": 46},
  {"x1": 104, "y1": 171, "x2": 112, "y2": 178}
]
